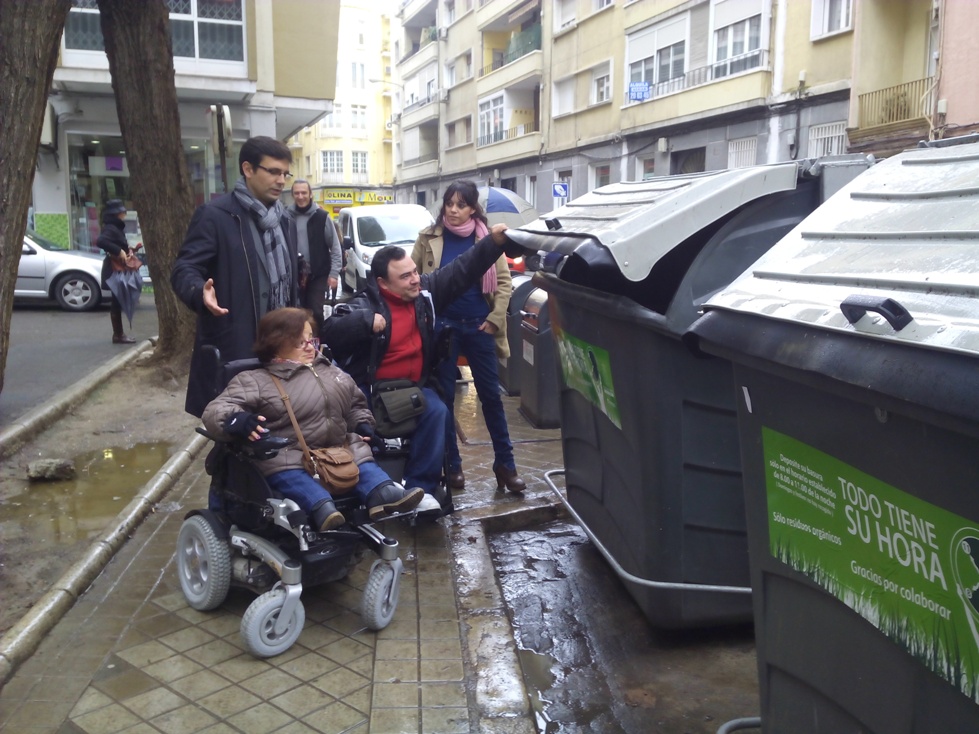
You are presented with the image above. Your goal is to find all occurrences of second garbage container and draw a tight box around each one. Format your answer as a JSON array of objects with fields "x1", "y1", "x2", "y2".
[{"x1": 509, "y1": 157, "x2": 871, "y2": 628}]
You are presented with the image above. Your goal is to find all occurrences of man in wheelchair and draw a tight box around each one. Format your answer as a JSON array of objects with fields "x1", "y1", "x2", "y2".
[
  {"x1": 201, "y1": 307, "x2": 424, "y2": 529},
  {"x1": 321, "y1": 222, "x2": 514, "y2": 514}
]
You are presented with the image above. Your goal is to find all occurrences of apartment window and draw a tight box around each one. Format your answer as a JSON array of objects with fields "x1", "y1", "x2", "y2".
[
  {"x1": 728, "y1": 137, "x2": 757, "y2": 168},
  {"x1": 526, "y1": 175, "x2": 537, "y2": 209},
  {"x1": 627, "y1": 16, "x2": 686, "y2": 101},
  {"x1": 305, "y1": 155, "x2": 311, "y2": 177},
  {"x1": 592, "y1": 63, "x2": 611, "y2": 104},
  {"x1": 808, "y1": 121, "x2": 848, "y2": 157},
  {"x1": 478, "y1": 95, "x2": 504, "y2": 145},
  {"x1": 593, "y1": 164, "x2": 611, "y2": 189},
  {"x1": 811, "y1": 0, "x2": 852, "y2": 38},
  {"x1": 321, "y1": 150, "x2": 343, "y2": 175},
  {"x1": 445, "y1": 62, "x2": 456, "y2": 87},
  {"x1": 446, "y1": 121, "x2": 457, "y2": 148},
  {"x1": 595, "y1": 0, "x2": 613, "y2": 9},
  {"x1": 351, "y1": 104, "x2": 367, "y2": 130},
  {"x1": 714, "y1": 14, "x2": 762, "y2": 78},
  {"x1": 554, "y1": 0, "x2": 576, "y2": 31},
  {"x1": 444, "y1": 0, "x2": 456, "y2": 24},
  {"x1": 351, "y1": 151, "x2": 368, "y2": 174},
  {"x1": 463, "y1": 116, "x2": 472, "y2": 143},
  {"x1": 66, "y1": 0, "x2": 245, "y2": 62},
  {"x1": 351, "y1": 62, "x2": 365, "y2": 88},
  {"x1": 553, "y1": 77, "x2": 575, "y2": 117}
]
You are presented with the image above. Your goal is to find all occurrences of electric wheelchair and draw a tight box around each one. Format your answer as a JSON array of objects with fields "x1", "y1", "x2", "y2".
[{"x1": 175, "y1": 348, "x2": 406, "y2": 658}]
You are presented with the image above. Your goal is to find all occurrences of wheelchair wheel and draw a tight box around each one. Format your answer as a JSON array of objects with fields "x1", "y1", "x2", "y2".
[
  {"x1": 176, "y1": 515, "x2": 231, "y2": 611},
  {"x1": 240, "y1": 588, "x2": 306, "y2": 658},
  {"x1": 362, "y1": 561, "x2": 400, "y2": 630}
]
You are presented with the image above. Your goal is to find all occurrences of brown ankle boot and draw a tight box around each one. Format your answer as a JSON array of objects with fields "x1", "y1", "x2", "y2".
[{"x1": 493, "y1": 465, "x2": 526, "y2": 494}]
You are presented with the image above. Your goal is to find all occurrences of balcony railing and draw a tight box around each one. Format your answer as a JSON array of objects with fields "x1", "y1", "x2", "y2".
[
  {"x1": 479, "y1": 24, "x2": 541, "y2": 77},
  {"x1": 625, "y1": 49, "x2": 769, "y2": 104},
  {"x1": 403, "y1": 151, "x2": 439, "y2": 166},
  {"x1": 477, "y1": 120, "x2": 540, "y2": 148},
  {"x1": 403, "y1": 94, "x2": 435, "y2": 114},
  {"x1": 858, "y1": 77, "x2": 934, "y2": 128}
]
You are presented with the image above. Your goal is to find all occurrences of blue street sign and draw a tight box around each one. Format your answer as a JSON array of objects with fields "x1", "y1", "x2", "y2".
[{"x1": 552, "y1": 182, "x2": 569, "y2": 198}]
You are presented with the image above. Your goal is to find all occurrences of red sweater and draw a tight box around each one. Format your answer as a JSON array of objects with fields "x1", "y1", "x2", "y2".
[{"x1": 376, "y1": 289, "x2": 423, "y2": 382}]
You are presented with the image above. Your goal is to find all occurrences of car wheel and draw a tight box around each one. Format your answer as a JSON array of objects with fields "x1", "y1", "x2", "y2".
[{"x1": 54, "y1": 272, "x2": 101, "y2": 312}]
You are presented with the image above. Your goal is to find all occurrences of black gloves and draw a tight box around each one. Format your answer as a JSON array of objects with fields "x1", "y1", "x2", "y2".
[
  {"x1": 224, "y1": 412, "x2": 262, "y2": 438},
  {"x1": 355, "y1": 422, "x2": 376, "y2": 441}
]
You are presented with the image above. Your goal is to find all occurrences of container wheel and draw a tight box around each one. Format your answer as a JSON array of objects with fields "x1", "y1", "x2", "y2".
[
  {"x1": 240, "y1": 588, "x2": 305, "y2": 658},
  {"x1": 362, "y1": 561, "x2": 399, "y2": 630},
  {"x1": 176, "y1": 515, "x2": 231, "y2": 611}
]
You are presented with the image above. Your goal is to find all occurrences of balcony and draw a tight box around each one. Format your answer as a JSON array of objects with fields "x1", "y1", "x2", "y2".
[
  {"x1": 624, "y1": 49, "x2": 769, "y2": 105},
  {"x1": 857, "y1": 77, "x2": 934, "y2": 129},
  {"x1": 477, "y1": 120, "x2": 539, "y2": 147},
  {"x1": 401, "y1": 95, "x2": 440, "y2": 128},
  {"x1": 476, "y1": 121, "x2": 541, "y2": 166},
  {"x1": 478, "y1": 24, "x2": 541, "y2": 77}
]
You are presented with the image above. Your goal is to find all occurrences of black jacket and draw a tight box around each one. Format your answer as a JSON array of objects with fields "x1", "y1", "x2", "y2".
[
  {"x1": 96, "y1": 219, "x2": 131, "y2": 288},
  {"x1": 171, "y1": 192, "x2": 299, "y2": 417},
  {"x1": 321, "y1": 234, "x2": 507, "y2": 388}
]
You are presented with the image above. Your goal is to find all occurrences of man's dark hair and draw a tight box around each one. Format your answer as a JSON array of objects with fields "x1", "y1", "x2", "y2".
[
  {"x1": 239, "y1": 136, "x2": 292, "y2": 175},
  {"x1": 291, "y1": 179, "x2": 312, "y2": 194},
  {"x1": 371, "y1": 245, "x2": 410, "y2": 282}
]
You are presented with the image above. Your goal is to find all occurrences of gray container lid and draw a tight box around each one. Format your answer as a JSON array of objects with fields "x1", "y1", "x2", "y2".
[
  {"x1": 703, "y1": 141, "x2": 979, "y2": 358},
  {"x1": 507, "y1": 162, "x2": 800, "y2": 283}
]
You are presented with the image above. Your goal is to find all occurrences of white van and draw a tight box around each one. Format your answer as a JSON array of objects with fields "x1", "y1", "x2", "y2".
[{"x1": 338, "y1": 204, "x2": 434, "y2": 292}]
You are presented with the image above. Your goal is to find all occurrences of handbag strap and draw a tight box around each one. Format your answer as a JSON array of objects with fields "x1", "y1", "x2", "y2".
[{"x1": 269, "y1": 374, "x2": 314, "y2": 468}]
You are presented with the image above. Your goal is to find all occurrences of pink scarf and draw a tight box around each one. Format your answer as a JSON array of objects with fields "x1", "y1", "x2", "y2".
[{"x1": 442, "y1": 217, "x2": 497, "y2": 294}]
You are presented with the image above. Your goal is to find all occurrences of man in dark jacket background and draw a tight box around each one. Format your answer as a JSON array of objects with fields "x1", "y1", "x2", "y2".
[
  {"x1": 321, "y1": 224, "x2": 512, "y2": 512},
  {"x1": 287, "y1": 179, "x2": 341, "y2": 324},
  {"x1": 171, "y1": 136, "x2": 300, "y2": 417}
]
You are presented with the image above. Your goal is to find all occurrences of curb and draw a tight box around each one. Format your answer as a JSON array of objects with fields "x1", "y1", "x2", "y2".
[
  {"x1": 0, "y1": 339, "x2": 209, "y2": 686},
  {"x1": 0, "y1": 338, "x2": 156, "y2": 461}
]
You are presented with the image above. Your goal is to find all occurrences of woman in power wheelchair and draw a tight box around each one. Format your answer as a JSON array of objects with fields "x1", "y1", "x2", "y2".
[{"x1": 176, "y1": 308, "x2": 423, "y2": 657}]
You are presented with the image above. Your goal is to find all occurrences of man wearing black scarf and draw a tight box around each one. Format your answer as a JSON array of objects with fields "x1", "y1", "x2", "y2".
[{"x1": 287, "y1": 179, "x2": 341, "y2": 323}]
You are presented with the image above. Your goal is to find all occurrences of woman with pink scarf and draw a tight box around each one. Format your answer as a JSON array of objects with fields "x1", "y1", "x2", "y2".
[{"x1": 411, "y1": 180, "x2": 526, "y2": 495}]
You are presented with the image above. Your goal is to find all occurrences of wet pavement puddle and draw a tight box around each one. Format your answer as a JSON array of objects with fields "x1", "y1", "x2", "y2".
[
  {"x1": 489, "y1": 519, "x2": 760, "y2": 733},
  {"x1": 2, "y1": 442, "x2": 174, "y2": 544}
]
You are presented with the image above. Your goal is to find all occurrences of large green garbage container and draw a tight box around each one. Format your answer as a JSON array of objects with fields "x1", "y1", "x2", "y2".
[
  {"x1": 686, "y1": 137, "x2": 979, "y2": 730},
  {"x1": 509, "y1": 157, "x2": 871, "y2": 628}
]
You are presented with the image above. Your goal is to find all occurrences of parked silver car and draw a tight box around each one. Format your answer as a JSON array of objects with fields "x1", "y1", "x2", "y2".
[{"x1": 15, "y1": 229, "x2": 110, "y2": 311}]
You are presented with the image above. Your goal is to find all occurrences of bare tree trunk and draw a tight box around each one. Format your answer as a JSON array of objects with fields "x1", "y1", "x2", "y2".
[
  {"x1": 0, "y1": 0, "x2": 72, "y2": 394},
  {"x1": 97, "y1": 0, "x2": 196, "y2": 370}
]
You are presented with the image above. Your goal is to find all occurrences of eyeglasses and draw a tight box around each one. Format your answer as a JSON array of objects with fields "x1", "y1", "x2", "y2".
[
  {"x1": 255, "y1": 163, "x2": 294, "y2": 180},
  {"x1": 297, "y1": 337, "x2": 320, "y2": 351}
]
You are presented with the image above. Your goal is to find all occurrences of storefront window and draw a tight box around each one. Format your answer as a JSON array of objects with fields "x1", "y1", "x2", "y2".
[{"x1": 66, "y1": 134, "x2": 232, "y2": 251}]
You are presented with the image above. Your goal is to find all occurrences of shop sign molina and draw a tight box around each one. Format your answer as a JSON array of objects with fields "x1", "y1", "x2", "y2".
[{"x1": 763, "y1": 427, "x2": 979, "y2": 703}]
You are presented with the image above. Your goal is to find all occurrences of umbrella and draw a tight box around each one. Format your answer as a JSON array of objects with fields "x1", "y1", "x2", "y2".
[
  {"x1": 106, "y1": 268, "x2": 143, "y2": 328},
  {"x1": 477, "y1": 186, "x2": 538, "y2": 228}
]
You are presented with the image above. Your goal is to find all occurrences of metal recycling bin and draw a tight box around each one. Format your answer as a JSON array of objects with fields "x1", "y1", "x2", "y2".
[
  {"x1": 499, "y1": 272, "x2": 535, "y2": 396},
  {"x1": 507, "y1": 157, "x2": 871, "y2": 628},
  {"x1": 518, "y1": 287, "x2": 560, "y2": 429},
  {"x1": 686, "y1": 137, "x2": 979, "y2": 731}
]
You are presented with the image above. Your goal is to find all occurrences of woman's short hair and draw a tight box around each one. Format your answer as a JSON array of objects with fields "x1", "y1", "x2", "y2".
[{"x1": 253, "y1": 307, "x2": 313, "y2": 363}]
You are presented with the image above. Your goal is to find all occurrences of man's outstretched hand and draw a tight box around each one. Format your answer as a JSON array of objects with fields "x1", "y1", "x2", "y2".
[
  {"x1": 202, "y1": 278, "x2": 228, "y2": 316},
  {"x1": 489, "y1": 223, "x2": 509, "y2": 245}
]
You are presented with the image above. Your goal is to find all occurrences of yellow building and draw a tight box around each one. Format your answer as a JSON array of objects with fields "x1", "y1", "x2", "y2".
[
  {"x1": 388, "y1": 0, "x2": 858, "y2": 213},
  {"x1": 33, "y1": 0, "x2": 340, "y2": 249},
  {"x1": 287, "y1": 0, "x2": 398, "y2": 218}
]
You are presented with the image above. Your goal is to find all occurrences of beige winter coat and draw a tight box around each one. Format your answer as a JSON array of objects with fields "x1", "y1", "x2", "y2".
[
  {"x1": 411, "y1": 225, "x2": 513, "y2": 359},
  {"x1": 202, "y1": 353, "x2": 375, "y2": 477}
]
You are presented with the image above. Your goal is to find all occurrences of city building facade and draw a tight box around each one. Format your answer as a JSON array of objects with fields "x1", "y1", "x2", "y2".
[
  {"x1": 32, "y1": 0, "x2": 340, "y2": 250},
  {"x1": 286, "y1": 0, "x2": 398, "y2": 217},
  {"x1": 386, "y1": 0, "x2": 955, "y2": 216}
]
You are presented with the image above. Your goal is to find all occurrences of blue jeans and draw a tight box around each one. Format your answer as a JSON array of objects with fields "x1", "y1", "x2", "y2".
[
  {"x1": 265, "y1": 460, "x2": 392, "y2": 512},
  {"x1": 436, "y1": 317, "x2": 514, "y2": 472}
]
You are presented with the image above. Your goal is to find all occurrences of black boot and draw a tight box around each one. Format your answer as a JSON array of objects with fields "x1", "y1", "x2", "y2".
[
  {"x1": 367, "y1": 482, "x2": 424, "y2": 521},
  {"x1": 110, "y1": 309, "x2": 135, "y2": 344},
  {"x1": 310, "y1": 497, "x2": 344, "y2": 531}
]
